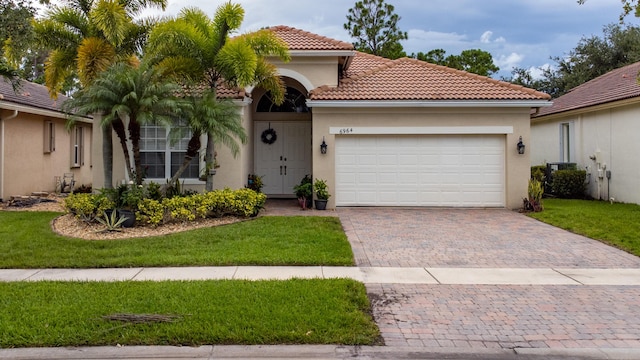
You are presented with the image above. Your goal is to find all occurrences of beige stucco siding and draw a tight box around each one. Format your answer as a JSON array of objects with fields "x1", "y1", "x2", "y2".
[
  {"x1": 271, "y1": 57, "x2": 340, "y2": 91},
  {"x1": 311, "y1": 107, "x2": 532, "y2": 210},
  {"x1": 1, "y1": 111, "x2": 92, "y2": 198},
  {"x1": 532, "y1": 102, "x2": 640, "y2": 204}
]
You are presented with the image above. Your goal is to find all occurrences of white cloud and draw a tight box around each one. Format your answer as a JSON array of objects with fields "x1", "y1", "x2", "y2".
[
  {"x1": 480, "y1": 31, "x2": 493, "y2": 44},
  {"x1": 495, "y1": 52, "x2": 525, "y2": 70}
]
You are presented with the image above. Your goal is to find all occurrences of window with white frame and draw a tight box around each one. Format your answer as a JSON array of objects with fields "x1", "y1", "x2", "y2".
[
  {"x1": 140, "y1": 121, "x2": 200, "y2": 180},
  {"x1": 560, "y1": 122, "x2": 573, "y2": 162},
  {"x1": 71, "y1": 126, "x2": 84, "y2": 167}
]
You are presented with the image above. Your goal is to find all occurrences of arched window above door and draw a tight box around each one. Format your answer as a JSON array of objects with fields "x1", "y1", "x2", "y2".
[{"x1": 256, "y1": 87, "x2": 309, "y2": 113}]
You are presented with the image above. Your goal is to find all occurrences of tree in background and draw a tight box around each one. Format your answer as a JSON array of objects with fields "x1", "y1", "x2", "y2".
[
  {"x1": 344, "y1": 0, "x2": 407, "y2": 59},
  {"x1": 0, "y1": 0, "x2": 37, "y2": 88},
  {"x1": 34, "y1": 0, "x2": 166, "y2": 188},
  {"x1": 413, "y1": 48, "x2": 499, "y2": 77},
  {"x1": 505, "y1": 24, "x2": 640, "y2": 97},
  {"x1": 145, "y1": 4, "x2": 289, "y2": 191}
]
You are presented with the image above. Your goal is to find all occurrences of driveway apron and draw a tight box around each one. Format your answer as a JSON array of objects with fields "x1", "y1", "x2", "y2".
[{"x1": 338, "y1": 207, "x2": 640, "y2": 349}]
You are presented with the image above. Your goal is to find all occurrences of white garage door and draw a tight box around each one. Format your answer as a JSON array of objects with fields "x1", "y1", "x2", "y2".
[{"x1": 335, "y1": 135, "x2": 505, "y2": 207}]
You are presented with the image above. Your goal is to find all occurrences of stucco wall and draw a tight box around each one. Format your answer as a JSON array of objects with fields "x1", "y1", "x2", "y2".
[
  {"x1": 271, "y1": 56, "x2": 339, "y2": 91},
  {"x1": 311, "y1": 107, "x2": 533, "y2": 210},
  {"x1": 1, "y1": 111, "x2": 92, "y2": 198},
  {"x1": 531, "y1": 103, "x2": 640, "y2": 204}
]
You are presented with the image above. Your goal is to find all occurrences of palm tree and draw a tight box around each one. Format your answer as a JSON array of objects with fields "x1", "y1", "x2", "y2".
[
  {"x1": 167, "y1": 89, "x2": 246, "y2": 185},
  {"x1": 63, "y1": 62, "x2": 188, "y2": 185},
  {"x1": 34, "y1": 0, "x2": 167, "y2": 188},
  {"x1": 145, "y1": 3, "x2": 290, "y2": 191}
]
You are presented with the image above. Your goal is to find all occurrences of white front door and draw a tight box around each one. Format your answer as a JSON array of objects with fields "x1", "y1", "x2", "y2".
[{"x1": 255, "y1": 121, "x2": 311, "y2": 196}]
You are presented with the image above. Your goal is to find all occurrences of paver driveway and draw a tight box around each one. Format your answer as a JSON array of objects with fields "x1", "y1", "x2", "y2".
[
  {"x1": 338, "y1": 208, "x2": 640, "y2": 350},
  {"x1": 339, "y1": 208, "x2": 640, "y2": 268}
]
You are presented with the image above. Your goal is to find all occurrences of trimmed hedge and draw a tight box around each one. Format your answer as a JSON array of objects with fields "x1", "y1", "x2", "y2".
[
  {"x1": 551, "y1": 170, "x2": 586, "y2": 198},
  {"x1": 64, "y1": 188, "x2": 266, "y2": 227}
]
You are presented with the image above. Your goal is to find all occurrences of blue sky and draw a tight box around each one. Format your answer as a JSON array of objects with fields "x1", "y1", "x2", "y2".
[{"x1": 145, "y1": 0, "x2": 638, "y2": 79}]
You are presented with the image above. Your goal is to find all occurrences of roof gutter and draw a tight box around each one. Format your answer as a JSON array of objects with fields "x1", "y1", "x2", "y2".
[
  {"x1": 0, "y1": 109, "x2": 18, "y2": 202},
  {"x1": 306, "y1": 100, "x2": 553, "y2": 108},
  {"x1": 0, "y1": 101, "x2": 91, "y2": 122}
]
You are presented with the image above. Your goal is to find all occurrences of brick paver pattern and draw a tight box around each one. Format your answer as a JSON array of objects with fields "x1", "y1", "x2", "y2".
[{"x1": 336, "y1": 207, "x2": 640, "y2": 350}]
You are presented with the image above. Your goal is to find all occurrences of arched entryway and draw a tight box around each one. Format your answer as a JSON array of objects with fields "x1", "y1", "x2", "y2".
[{"x1": 252, "y1": 80, "x2": 312, "y2": 196}]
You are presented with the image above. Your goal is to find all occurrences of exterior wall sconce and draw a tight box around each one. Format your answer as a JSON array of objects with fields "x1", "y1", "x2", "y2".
[
  {"x1": 517, "y1": 136, "x2": 525, "y2": 155},
  {"x1": 320, "y1": 137, "x2": 328, "y2": 154}
]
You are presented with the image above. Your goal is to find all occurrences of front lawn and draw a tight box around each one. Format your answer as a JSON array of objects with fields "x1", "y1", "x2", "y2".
[
  {"x1": 0, "y1": 279, "x2": 381, "y2": 347},
  {"x1": 528, "y1": 199, "x2": 640, "y2": 256},
  {"x1": 0, "y1": 213, "x2": 354, "y2": 268}
]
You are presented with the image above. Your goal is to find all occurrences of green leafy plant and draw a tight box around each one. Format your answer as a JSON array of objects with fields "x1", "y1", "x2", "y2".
[
  {"x1": 95, "y1": 210, "x2": 127, "y2": 232},
  {"x1": 551, "y1": 170, "x2": 586, "y2": 198},
  {"x1": 294, "y1": 175, "x2": 313, "y2": 209},
  {"x1": 247, "y1": 174, "x2": 264, "y2": 193},
  {"x1": 313, "y1": 178, "x2": 331, "y2": 200},
  {"x1": 63, "y1": 193, "x2": 114, "y2": 223},
  {"x1": 524, "y1": 179, "x2": 544, "y2": 212}
]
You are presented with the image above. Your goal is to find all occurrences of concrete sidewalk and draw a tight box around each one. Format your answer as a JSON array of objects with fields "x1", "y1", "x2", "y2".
[
  {"x1": 2, "y1": 344, "x2": 640, "y2": 360},
  {"x1": 2, "y1": 266, "x2": 640, "y2": 285}
]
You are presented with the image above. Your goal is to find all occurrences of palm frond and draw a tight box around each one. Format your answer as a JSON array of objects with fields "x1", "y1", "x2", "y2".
[
  {"x1": 76, "y1": 37, "x2": 116, "y2": 85},
  {"x1": 241, "y1": 29, "x2": 290, "y2": 62},
  {"x1": 91, "y1": 0, "x2": 129, "y2": 46},
  {"x1": 45, "y1": 49, "x2": 76, "y2": 97},
  {"x1": 215, "y1": 38, "x2": 257, "y2": 87}
]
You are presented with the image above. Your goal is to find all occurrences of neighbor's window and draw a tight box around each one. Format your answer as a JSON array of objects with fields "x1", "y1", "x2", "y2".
[
  {"x1": 560, "y1": 122, "x2": 572, "y2": 162},
  {"x1": 71, "y1": 126, "x2": 84, "y2": 167},
  {"x1": 140, "y1": 121, "x2": 200, "y2": 180},
  {"x1": 43, "y1": 120, "x2": 55, "y2": 153}
]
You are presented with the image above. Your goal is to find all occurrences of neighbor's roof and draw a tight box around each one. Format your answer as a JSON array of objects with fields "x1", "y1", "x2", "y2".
[
  {"x1": 0, "y1": 77, "x2": 68, "y2": 113},
  {"x1": 310, "y1": 57, "x2": 551, "y2": 101},
  {"x1": 533, "y1": 61, "x2": 640, "y2": 118},
  {"x1": 268, "y1": 26, "x2": 354, "y2": 51}
]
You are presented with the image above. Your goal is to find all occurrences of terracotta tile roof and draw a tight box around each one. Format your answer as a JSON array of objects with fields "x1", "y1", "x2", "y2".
[
  {"x1": 268, "y1": 26, "x2": 354, "y2": 51},
  {"x1": 0, "y1": 77, "x2": 68, "y2": 113},
  {"x1": 344, "y1": 51, "x2": 393, "y2": 78},
  {"x1": 533, "y1": 61, "x2": 640, "y2": 118},
  {"x1": 311, "y1": 57, "x2": 551, "y2": 101}
]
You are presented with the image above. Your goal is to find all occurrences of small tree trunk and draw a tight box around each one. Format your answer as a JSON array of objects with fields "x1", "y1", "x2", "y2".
[
  {"x1": 102, "y1": 122, "x2": 114, "y2": 189},
  {"x1": 112, "y1": 118, "x2": 134, "y2": 181},
  {"x1": 205, "y1": 133, "x2": 214, "y2": 191},
  {"x1": 162, "y1": 134, "x2": 201, "y2": 192}
]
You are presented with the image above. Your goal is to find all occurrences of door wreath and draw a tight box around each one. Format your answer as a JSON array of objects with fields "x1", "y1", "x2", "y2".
[{"x1": 261, "y1": 128, "x2": 277, "y2": 144}]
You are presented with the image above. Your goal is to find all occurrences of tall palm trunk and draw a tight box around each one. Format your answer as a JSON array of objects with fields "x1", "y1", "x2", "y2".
[
  {"x1": 102, "y1": 122, "x2": 113, "y2": 189},
  {"x1": 128, "y1": 116, "x2": 143, "y2": 185},
  {"x1": 205, "y1": 134, "x2": 215, "y2": 191},
  {"x1": 112, "y1": 118, "x2": 134, "y2": 181}
]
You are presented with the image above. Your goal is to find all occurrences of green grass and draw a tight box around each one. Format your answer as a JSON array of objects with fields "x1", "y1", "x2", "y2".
[
  {"x1": 0, "y1": 279, "x2": 381, "y2": 348},
  {"x1": 0, "y1": 213, "x2": 354, "y2": 268},
  {"x1": 528, "y1": 198, "x2": 640, "y2": 256}
]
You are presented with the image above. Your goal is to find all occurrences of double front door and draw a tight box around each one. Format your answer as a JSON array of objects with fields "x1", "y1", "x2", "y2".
[{"x1": 254, "y1": 121, "x2": 311, "y2": 196}]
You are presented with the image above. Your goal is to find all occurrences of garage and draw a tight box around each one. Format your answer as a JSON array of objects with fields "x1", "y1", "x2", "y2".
[{"x1": 335, "y1": 134, "x2": 505, "y2": 207}]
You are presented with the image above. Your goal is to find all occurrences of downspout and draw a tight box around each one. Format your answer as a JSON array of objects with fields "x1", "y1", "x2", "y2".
[{"x1": 0, "y1": 108, "x2": 19, "y2": 202}]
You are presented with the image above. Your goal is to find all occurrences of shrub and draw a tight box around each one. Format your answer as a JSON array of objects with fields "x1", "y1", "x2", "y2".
[
  {"x1": 551, "y1": 170, "x2": 586, "y2": 198},
  {"x1": 531, "y1": 165, "x2": 546, "y2": 183},
  {"x1": 136, "y1": 199, "x2": 165, "y2": 226},
  {"x1": 63, "y1": 193, "x2": 114, "y2": 223},
  {"x1": 524, "y1": 179, "x2": 544, "y2": 212}
]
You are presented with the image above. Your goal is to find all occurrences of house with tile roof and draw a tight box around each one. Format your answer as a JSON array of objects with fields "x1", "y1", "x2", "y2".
[
  {"x1": 531, "y1": 61, "x2": 640, "y2": 204},
  {"x1": 98, "y1": 26, "x2": 551, "y2": 209},
  {"x1": 0, "y1": 78, "x2": 92, "y2": 201}
]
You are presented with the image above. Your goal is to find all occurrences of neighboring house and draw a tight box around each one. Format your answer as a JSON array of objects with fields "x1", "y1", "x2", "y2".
[
  {"x1": 98, "y1": 26, "x2": 550, "y2": 209},
  {"x1": 0, "y1": 78, "x2": 92, "y2": 201},
  {"x1": 531, "y1": 62, "x2": 640, "y2": 204}
]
